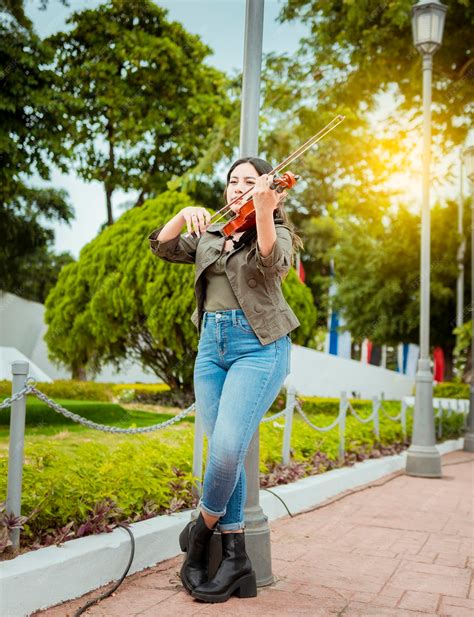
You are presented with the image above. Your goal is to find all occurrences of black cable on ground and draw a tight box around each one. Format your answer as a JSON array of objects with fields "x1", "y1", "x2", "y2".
[{"x1": 73, "y1": 524, "x2": 135, "y2": 617}]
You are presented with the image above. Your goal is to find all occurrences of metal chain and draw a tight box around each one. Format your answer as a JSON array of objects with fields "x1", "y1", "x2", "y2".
[
  {"x1": 0, "y1": 385, "x2": 34, "y2": 409},
  {"x1": 1, "y1": 385, "x2": 195, "y2": 435},
  {"x1": 261, "y1": 408, "x2": 288, "y2": 423},
  {"x1": 379, "y1": 405, "x2": 402, "y2": 422},
  {"x1": 294, "y1": 400, "x2": 340, "y2": 432},
  {"x1": 347, "y1": 402, "x2": 375, "y2": 424}
]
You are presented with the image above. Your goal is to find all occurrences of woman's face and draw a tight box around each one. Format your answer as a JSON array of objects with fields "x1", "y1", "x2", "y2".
[{"x1": 226, "y1": 162, "x2": 259, "y2": 213}]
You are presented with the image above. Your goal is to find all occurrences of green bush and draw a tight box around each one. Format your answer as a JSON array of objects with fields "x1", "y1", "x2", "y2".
[
  {"x1": 0, "y1": 380, "x2": 114, "y2": 401},
  {"x1": 0, "y1": 380, "x2": 170, "y2": 403},
  {"x1": 0, "y1": 430, "x2": 197, "y2": 545},
  {"x1": 433, "y1": 382, "x2": 470, "y2": 399}
]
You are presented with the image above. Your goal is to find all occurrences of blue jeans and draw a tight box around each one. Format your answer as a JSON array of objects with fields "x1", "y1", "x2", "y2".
[{"x1": 193, "y1": 309, "x2": 291, "y2": 531}]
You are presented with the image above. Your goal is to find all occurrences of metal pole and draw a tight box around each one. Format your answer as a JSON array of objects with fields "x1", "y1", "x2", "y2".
[
  {"x1": 406, "y1": 53, "x2": 442, "y2": 477},
  {"x1": 456, "y1": 156, "x2": 465, "y2": 330},
  {"x1": 6, "y1": 361, "x2": 29, "y2": 550},
  {"x1": 464, "y1": 179, "x2": 474, "y2": 452},
  {"x1": 239, "y1": 0, "x2": 264, "y2": 158},
  {"x1": 238, "y1": 0, "x2": 273, "y2": 587}
]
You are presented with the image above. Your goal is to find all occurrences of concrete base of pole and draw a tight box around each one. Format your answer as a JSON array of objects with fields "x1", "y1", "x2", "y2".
[
  {"x1": 463, "y1": 432, "x2": 474, "y2": 452},
  {"x1": 243, "y1": 503, "x2": 273, "y2": 587},
  {"x1": 406, "y1": 444, "x2": 442, "y2": 477},
  {"x1": 243, "y1": 433, "x2": 273, "y2": 586}
]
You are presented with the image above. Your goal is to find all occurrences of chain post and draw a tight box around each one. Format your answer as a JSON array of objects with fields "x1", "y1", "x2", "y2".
[
  {"x1": 6, "y1": 361, "x2": 29, "y2": 550},
  {"x1": 282, "y1": 385, "x2": 296, "y2": 464},
  {"x1": 338, "y1": 392, "x2": 347, "y2": 462}
]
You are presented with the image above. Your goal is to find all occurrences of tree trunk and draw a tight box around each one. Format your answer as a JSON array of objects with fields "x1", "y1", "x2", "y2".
[
  {"x1": 71, "y1": 364, "x2": 87, "y2": 381},
  {"x1": 105, "y1": 185, "x2": 114, "y2": 226},
  {"x1": 105, "y1": 118, "x2": 115, "y2": 225}
]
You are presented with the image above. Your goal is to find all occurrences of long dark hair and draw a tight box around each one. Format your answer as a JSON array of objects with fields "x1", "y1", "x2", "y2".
[{"x1": 225, "y1": 157, "x2": 303, "y2": 255}]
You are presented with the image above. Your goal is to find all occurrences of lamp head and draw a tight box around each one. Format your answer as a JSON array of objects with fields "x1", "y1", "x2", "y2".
[{"x1": 411, "y1": 0, "x2": 447, "y2": 55}]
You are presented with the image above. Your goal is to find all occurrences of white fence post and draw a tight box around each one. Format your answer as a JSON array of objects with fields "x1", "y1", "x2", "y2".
[
  {"x1": 338, "y1": 392, "x2": 347, "y2": 462},
  {"x1": 6, "y1": 361, "x2": 29, "y2": 550},
  {"x1": 282, "y1": 385, "x2": 297, "y2": 464},
  {"x1": 372, "y1": 396, "x2": 380, "y2": 440},
  {"x1": 401, "y1": 399, "x2": 407, "y2": 439}
]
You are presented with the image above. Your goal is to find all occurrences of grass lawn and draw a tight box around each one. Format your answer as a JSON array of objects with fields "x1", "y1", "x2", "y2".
[{"x1": 0, "y1": 397, "x2": 194, "y2": 443}]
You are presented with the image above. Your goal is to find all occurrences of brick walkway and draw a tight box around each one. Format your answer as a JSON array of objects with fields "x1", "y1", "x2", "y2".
[{"x1": 36, "y1": 451, "x2": 474, "y2": 616}]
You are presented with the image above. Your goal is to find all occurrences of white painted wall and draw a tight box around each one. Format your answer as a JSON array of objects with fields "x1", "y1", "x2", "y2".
[
  {"x1": 287, "y1": 344, "x2": 415, "y2": 400},
  {"x1": 0, "y1": 292, "x2": 157, "y2": 383}
]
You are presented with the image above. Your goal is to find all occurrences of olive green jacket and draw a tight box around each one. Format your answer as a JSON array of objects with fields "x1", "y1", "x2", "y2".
[{"x1": 148, "y1": 222, "x2": 300, "y2": 345}]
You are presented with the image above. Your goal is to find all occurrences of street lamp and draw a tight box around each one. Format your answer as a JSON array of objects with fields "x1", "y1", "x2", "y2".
[
  {"x1": 406, "y1": 0, "x2": 447, "y2": 478},
  {"x1": 463, "y1": 145, "x2": 474, "y2": 452}
]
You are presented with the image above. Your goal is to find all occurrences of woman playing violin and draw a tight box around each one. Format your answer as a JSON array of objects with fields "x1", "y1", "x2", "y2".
[{"x1": 148, "y1": 156, "x2": 302, "y2": 604}]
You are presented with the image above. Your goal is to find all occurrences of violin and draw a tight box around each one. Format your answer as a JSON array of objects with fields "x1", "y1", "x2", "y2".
[
  {"x1": 222, "y1": 171, "x2": 298, "y2": 237},
  {"x1": 190, "y1": 115, "x2": 345, "y2": 239}
]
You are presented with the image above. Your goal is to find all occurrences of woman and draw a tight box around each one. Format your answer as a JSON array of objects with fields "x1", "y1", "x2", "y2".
[{"x1": 148, "y1": 157, "x2": 301, "y2": 603}]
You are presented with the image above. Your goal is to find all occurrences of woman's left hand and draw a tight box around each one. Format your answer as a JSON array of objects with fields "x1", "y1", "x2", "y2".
[{"x1": 252, "y1": 174, "x2": 280, "y2": 216}]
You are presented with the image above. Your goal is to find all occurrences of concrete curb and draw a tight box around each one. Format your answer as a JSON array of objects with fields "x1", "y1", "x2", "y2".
[{"x1": 0, "y1": 438, "x2": 464, "y2": 617}]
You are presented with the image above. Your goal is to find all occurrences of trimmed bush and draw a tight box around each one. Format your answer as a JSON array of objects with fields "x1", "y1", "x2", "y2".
[{"x1": 433, "y1": 382, "x2": 470, "y2": 399}]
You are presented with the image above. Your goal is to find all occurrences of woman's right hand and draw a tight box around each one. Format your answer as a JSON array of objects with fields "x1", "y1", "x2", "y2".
[{"x1": 181, "y1": 206, "x2": 212, "y2": 238}]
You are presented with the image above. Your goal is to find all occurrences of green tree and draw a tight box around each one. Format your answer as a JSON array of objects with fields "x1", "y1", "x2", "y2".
[
  {"x1": 331, "y1": 200, "x2": 471, "y2": 377},
  {"x1": 280, "y1": 0, "x2": 473, "y2": 145},
  {"x1": 44, "y1": 190, "x2": 316, "y2": 395},
  {"x1": 0, "y1": 7, "x2": 73, "y2": 294},
  {"x1": 45, "y1": 0, "x2": 231, "y2": 225}
]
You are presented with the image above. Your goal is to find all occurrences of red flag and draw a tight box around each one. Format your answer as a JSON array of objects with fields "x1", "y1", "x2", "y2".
[{"x1": 298, "y1": 260, "x2": 305, "y2": 283}]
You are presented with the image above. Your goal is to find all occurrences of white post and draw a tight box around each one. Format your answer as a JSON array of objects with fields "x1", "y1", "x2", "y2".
[
  {"x1": 282, "y1": 386, "x2": 296, "y2": 464},
  {"x1": 6, "y1": 361, "x2": 29, "y2": 550},
  {"x1": 338, "y1": 392, "x2": 347, "y2": 462}
]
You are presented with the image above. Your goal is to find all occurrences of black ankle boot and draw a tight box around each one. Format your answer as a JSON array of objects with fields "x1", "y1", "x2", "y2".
[
  {"x1": 179, "y1": 513, "x2": 216, "y2": 594},
  {"x1": 191, "y1": 531, "x2": 257, "y2": 603}
]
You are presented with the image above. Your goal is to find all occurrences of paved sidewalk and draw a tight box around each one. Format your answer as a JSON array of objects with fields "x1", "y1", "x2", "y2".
[{"x1": 36, "y1": 451, "x2": 473, "y2": 616}]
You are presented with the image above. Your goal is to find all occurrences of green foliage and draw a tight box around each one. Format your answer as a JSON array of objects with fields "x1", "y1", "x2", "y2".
[
  {"x1": 44, "y1": 191, "x2": 198, "y2": 397},
  {"x1": 0, "y1": 380, "x2": 113, "y2": 401},
  {"x1": 281, "y1": 267, "x2": 317, "y2": 345},
  {"x1": 433, "y1": 381, "x2": 470, "y2": 399},
  {"x1": 331, "y1": 201, "x2": 470, "y2": 361},
  {"x1": 45, "y1": 0, "x2": 231, "y2": 224},
  {"x1": 453, "y1": 320, "x2": 472, "y2": 380},
  {"x1": 0, "y1": 430, "x2": 197, "y2": 545},
  {"x1": 280, "y1": 0, "x2": 472, "y2": 144},
  {"x1": 0, "y1": 15, "x2": 74, "y2": 293}
]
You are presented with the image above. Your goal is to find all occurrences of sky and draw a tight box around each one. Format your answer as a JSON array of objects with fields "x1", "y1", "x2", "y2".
[{"x1": 25, "y1": 0, "x2": 309, "y2": 258}]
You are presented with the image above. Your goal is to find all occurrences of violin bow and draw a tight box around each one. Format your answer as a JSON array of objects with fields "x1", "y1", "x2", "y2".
[{"x1": 209, "y1": 114, "x2": 345, "y2": 227}]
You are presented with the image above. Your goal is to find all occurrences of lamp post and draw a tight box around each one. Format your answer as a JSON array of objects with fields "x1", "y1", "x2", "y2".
[
  {"x1": 463, "y1": 145, "x2": 474, "y2": 452},
  {"x1": 406, "y1": 0, "x2": 447, "y2": 477}
]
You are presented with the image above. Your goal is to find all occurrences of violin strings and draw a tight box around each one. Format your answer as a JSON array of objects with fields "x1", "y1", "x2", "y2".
[{"x1": 204, "y1": 114, "x2": 346, "y2": 230}]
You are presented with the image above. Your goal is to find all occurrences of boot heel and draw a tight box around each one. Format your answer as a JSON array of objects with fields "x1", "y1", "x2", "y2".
[
  {"x1": 179, "y1": 527, "x2": 189, "y2": 552},
  {"x1": 234, "y1": 572, "x2": 257, "y2": 598}
]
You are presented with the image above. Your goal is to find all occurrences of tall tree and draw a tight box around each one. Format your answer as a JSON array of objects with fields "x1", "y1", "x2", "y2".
[
  {"x1": 0, "y1": 10, "x2": 73, "y2": 294},
  {"x1": 331, "y1": 200, "x2": 471, "y2": 377},
  {"x1": 45, "y1": 0, "x2": 231, "y2": 225},
  {"x1": 280, "y1": 0, "x2": 472, "y2": 146}
]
